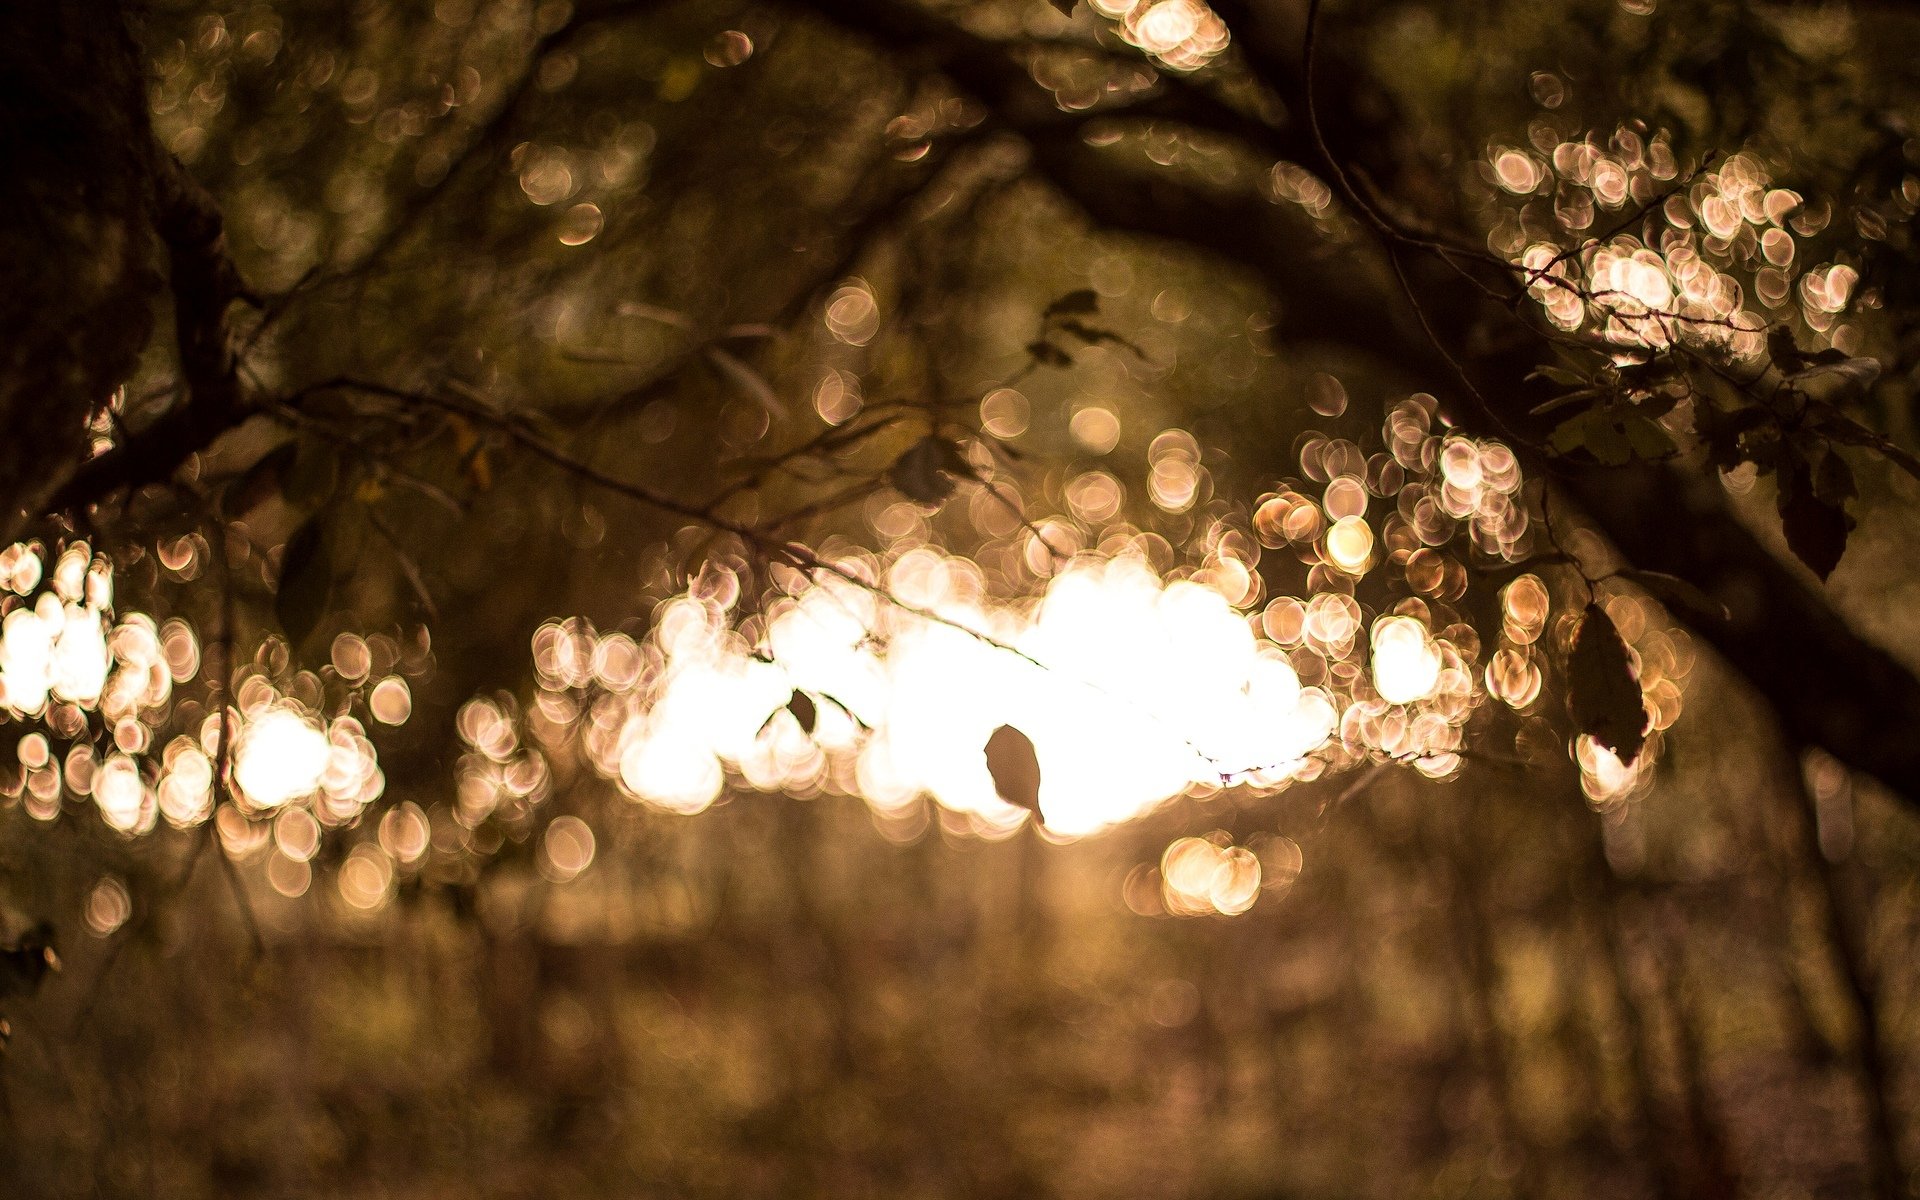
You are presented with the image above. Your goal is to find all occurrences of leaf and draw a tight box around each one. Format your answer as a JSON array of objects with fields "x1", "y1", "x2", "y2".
[
  {"x1": 1812, "y1": 447, "x2": 1857, "y2": 505},
  {"x1": 1777, "y1": 452, "x2": 1853, "y2": 582},
  {"x1": 275, "y1": 519, "x2": 333, "y2": 650},
  {"x1": 785, "y1": 690, "x2": 817, "y2": 735},
  {"x1": 889, "y1": 436, "x2": 968, "y2": 506},
  {"x1": 1529, "y1": 387, "x2": 1600, "y2": 417},
  {"x1": 984, "y1": 724, "x2": 1043, "y2": 821},
  {"x1": 1566, "y1": 603, "x2": 1648, "y2": 766},
  {"x1": 1766, "y1": 324, "x2": 1805, "y2": 372},
  {"x1": 1527, "y1": 365, "x2": 1587, "y2": 388},
  {"x1": 1043, "y1": 288, "x2": 1098, "y2": 318},
  {"x1": 1620, "y1": 413, "x2": 1676, "y2": 460},
  {"x1": 1779, "y1": 488, "x2": 1851, "y2": 581},
  {"x1": 227, "y1": 441, "x2": 299, "y2": 514},
  {"x1": 283, "y1": 440, "x2": 340, "y2": 509},
  {"x1": 1549, "y1": 408, "x2": 1673, "y2": 466},
  {"x1": 1618, "y1": 569, "x2": 1730, "y2": 625},
  {"x1": 462, "y1": 447, "x2": 493, "y2": 493},
  {"x1": 1550, "y1": 409, "x2": 1630, "y2": 465}
]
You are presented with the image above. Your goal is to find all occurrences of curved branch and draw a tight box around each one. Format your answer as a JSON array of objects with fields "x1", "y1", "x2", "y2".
[{"x1": 786, "y1": 0, "x2": 1920, "y2": 806}]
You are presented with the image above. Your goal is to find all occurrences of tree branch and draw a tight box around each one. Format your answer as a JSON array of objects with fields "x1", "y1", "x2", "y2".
[
  {"x1": 785, "y1": 0, "x2": 1920, "y2": 806},
  {"x1": 45, "y1": 154, "x2": 254, "y2": 523}
]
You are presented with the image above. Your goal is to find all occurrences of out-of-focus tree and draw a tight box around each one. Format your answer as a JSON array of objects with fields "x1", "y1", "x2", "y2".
[{"x1": 5, "y1": 0, "x2": 1920, "y2": 1197}]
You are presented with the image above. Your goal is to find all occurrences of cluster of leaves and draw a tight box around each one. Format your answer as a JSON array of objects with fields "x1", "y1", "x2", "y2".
[
  {"x1": 1537, "y1": 328, "x2": 1887, "y2": 581},
  {"x1": 1535, "y1": 353, "x2": 1683, "y2": 467}
]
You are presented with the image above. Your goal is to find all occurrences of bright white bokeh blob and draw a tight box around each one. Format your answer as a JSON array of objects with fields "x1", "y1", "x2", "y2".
[{"x1": 546, "y1": 550, "x2": 1489, "y2": 839}]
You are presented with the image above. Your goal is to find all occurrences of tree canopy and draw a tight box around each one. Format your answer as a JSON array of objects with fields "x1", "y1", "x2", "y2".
[{"x1": 5, "y1": 0, "x2": 1920, "y2": 1197}]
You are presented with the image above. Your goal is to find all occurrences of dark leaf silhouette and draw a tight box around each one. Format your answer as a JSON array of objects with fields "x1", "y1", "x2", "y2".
[
  {"x1": 1813, "y1": 447, "x2": 1857, "y2": 505},
  {"x1": 283, "y1": 438, "x2": 341, "y2": 509},
  {"x1": 889, "y1": 436, "x2": 969, "y2": 506},
  {"x1": 984, "y1": 724, "x2": 1043, "y2": 821},
  {"x1": 1780, "y1": 489, "x2": 1850, "y2": 581},
  {"x1": 1778, "y1": 452, "x2": 1852, "y2": 581},
  {"x1": 0, "y1": 921, "x2": 58, "y2": 1002},
  {"x1": 786, "y1": 690, "x2": 818, "y2": 735},
  {"x1": 1567, "y1": 603, "x2": 1648, "y2": 765},
  {"x1": 226, "y1": 441, "x2": 298, "y2": 514},
  {"x1": 275, "y1": 519, "x2": 333, "y2": 651}
]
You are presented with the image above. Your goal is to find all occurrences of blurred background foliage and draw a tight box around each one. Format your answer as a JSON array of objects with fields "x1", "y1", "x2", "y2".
[{"x1": 4, "y1": 0, "x2": 1920, "y2": 1197}]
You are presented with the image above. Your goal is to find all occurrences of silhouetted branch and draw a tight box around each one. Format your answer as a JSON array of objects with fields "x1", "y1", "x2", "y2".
[{"x1": 783, "y1": 0, "x2": 1920, "y2": 810}]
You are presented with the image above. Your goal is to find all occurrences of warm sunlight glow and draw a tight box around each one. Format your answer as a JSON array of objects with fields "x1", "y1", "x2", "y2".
[{"x1": 234, "y1": 708, "x2": 331, "y2": 808}]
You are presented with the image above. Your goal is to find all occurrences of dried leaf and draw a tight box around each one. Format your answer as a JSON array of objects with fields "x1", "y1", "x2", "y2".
[
  {"x1": 1566, "y1": 603, "x2": 1648, "y2": 765},
  {"x1": 984, "y1": 724, "x2": 1043, "y2": 821}
]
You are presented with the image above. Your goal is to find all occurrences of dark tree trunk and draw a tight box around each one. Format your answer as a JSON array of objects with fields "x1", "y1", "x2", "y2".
[{"x1": 0, "y1": 1, "x2": 159, "y2": 530}]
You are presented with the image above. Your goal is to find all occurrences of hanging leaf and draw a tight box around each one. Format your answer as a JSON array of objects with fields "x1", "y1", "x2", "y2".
[
  {"x1": 984, "y1": 724, "x2": 1043, "y2": 821},
  {"x1": 1696, "y1": 404, "x2": 1775, "y2": 472},
  {"x1": 1620, "y1": 413, "x2": 1675, "y2": 460},
  {"x1": 1766, "y1": 325, "x2": 1805, "y2": 372},
  {"x1": 226, "y1": 441, "x2": 299, "y2": 515},
  {"x1": 283, "y1": 439, "x2": 341, "y2": 509},
  {"x1": 275, "y1": 519, "x2": 333, "y2": 650},
  {"x1": 785, "y1": 690, "x2": 817, "y2": 735},
  {"x1": 1777, "y1": 453, "x2": 1852, "y2": 582},
  {"x1": 1566, "y1": 603, "x2": 1648, "y2": 765},
  {"x1": 1812, "y1": 447, "x2": 1857, "y2": 505},
  {"x1": 1528, "y1": 386, "x2": 1600, "y2": 417},
  {"x1": 889, "y1": 436, "x2": 969, "y2": 506},
  {"x1": 1779, "y1": 489, "x2": 1850, "y2": 581}
]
